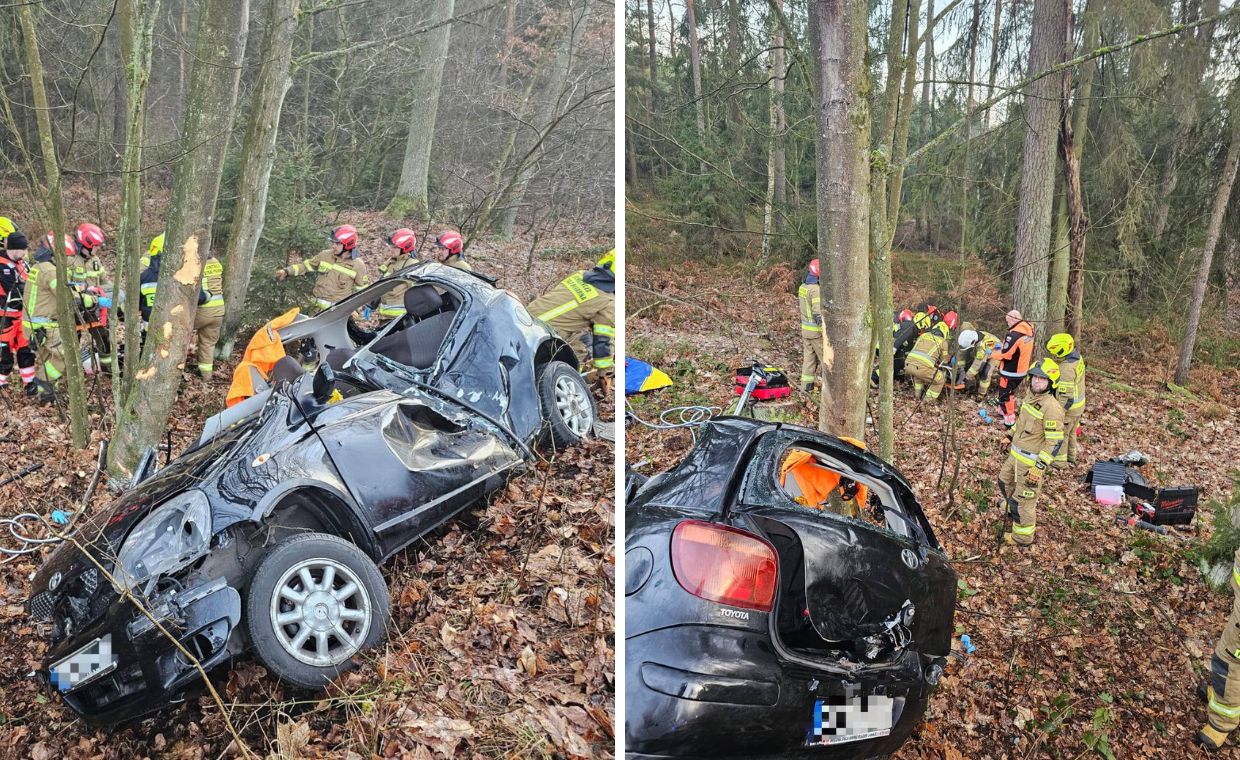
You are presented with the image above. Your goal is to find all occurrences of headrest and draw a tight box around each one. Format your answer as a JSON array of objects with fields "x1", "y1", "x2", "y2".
[
  {"x1": 271, "y1": 356, "x2": 305, "y2": 386},
  {"x1": 404, "y1": 284, "x2": 444, "y2": 318}
]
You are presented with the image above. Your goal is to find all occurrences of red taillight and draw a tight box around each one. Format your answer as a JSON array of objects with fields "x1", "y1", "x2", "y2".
[{"x1": 671, "y1": 520, "x2": 778, "y2": 612}]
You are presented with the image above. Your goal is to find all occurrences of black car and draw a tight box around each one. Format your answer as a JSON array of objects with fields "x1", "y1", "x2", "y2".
[
  {"x1": 27, "y1": 262, "x2": 597, "y2": 725},
  {"x1": 625, "y1": 418, "x2": 956, "y2": 759}
]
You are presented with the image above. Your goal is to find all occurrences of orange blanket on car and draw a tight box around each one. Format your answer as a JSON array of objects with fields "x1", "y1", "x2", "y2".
[{"x1": 226, "y1": 308, "x2": 300, "y2": 408}]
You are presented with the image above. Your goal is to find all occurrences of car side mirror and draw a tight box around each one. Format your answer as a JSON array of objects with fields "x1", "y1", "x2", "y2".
[{"x1": 312, "y1": 362, "x2": 336, "y2": 404}]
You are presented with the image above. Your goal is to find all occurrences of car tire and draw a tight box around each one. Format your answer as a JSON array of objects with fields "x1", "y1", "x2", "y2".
[
  {"x1": 536, "y1": 360, "x2": 595, "y2": 451},
  {"x1": 244, "y1": 532, "x2": 389, "y2": 690}
]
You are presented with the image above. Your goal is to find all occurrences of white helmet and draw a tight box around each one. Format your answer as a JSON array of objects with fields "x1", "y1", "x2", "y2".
[{"x1": 958, "y1": 329, "x2": 979, "y2": 350}]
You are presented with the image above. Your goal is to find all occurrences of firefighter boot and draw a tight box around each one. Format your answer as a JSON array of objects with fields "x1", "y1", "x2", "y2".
[
  {"x1": 31, "y1": 378, "x2": 55, "y2": 404},
  {"x1": 1198, "y1": 723, "x2": 1229, "y2": 751}
]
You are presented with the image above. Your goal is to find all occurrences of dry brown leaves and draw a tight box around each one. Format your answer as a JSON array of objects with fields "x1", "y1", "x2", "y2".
[{"x1": 628, "y1": 250, "x2": 1240, "y2": 759}]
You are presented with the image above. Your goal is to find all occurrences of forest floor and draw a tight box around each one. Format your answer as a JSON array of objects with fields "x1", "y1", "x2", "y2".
[
  {"x1": 626, "y1": 219, "x2": 1240, "y2": 759},
  {"x1": 0, "y1": 184, "x2": 615, "y2": 759}
]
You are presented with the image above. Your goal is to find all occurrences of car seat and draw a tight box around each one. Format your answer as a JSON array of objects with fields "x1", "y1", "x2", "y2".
[{"x1": 371, "y1": 284, "x2": 456, "y2": 369}]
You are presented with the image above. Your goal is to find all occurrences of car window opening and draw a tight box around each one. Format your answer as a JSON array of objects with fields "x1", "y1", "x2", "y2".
[{"x1": 777, "y1": 446, "x2": 886, "y2": 530}]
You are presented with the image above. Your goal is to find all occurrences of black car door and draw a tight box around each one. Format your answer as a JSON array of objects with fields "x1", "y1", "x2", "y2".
[{"x1": 311, "y1": 390, "x2": 522, "y2": 558}]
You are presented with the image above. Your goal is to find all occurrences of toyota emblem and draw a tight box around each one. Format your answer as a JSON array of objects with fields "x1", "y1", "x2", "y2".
[
  {"x1": 48, "y1": 571, "x2": 62, "y2": 591},
  {"x1": 901, "y1": 549, "x2": 919, "y2": 570}
]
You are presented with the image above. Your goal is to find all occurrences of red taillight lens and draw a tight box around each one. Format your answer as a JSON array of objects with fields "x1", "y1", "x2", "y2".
[{"x1": 671, "y1": 520, "x2": 778, "y2": 612}]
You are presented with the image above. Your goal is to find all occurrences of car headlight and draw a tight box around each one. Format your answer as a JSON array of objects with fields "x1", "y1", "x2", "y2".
[{"x1": 115, "y1": 490, "x2": 211, "y2": 590}]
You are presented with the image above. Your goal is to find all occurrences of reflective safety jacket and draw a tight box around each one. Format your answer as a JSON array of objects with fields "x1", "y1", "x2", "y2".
[
  {"x1": 798, "y1": 274, "x2": 822, "y2": 337},
  {"x1": 285, "y1": 247, "x2": 371, "y2": 307},
  {"x1": 528, "y1": 265, "x2": 615, "y2": 370},
  {"x1": 138, "y1": 256, "x2": 160, "y2": 322},
  {"x1": 443, "y1": 253, "x2": 472, "y2": 272},
  {"x1": 0, "y1": 254, "x2": 27, "y2": 319},
  {"x1": 25, "y1": 247, "x2": 92, "y2": 328},
  {"x1": 1055, "y1": 351, "x2": 1086, "y2": 413},
  {"x1": 67, "y1": 251, "x2": 110, "y2": 292},
  {"x1": 1009, "y1": 389, "x2": 1065, "y2": 468},
  {"x1": 376, "y1": 252, "x2": 414, "y2": 318},
  {"x1": 907, "y1": 331, "x2": 948, "y2": 370},
  {"x1": 199, "y1": 256, "x2": 225, "y2": 317},
  {"x1": 996, "y1": 320, "x2": 1035, "y2": 379}
]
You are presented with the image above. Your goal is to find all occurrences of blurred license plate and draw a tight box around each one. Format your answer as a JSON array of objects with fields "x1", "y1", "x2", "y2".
[
  {"x1": 50, "y1": 634, "x2": 116, "y2": 692},
  {"x1": 807, "y1": 694, "x2": 894, "y2": 745}
]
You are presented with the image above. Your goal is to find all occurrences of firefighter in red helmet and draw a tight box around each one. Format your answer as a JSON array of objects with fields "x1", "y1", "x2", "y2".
[
  {"x1": 798, "y1": 258, "x2": 823, "y2": 393},
  {"x1": 429, "y1": 230, "x2": 472, "y2": 271},
  {"x1": 375, "y1": 227, "x2": 418, "y2": 322},
  {"x1": 275, "y1": 224, "x2": 370, "y2": 310}
]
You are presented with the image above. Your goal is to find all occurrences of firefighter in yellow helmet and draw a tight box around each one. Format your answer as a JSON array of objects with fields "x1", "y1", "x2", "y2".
[
  {"x1": 526, "y1": 249, "x2": 615, "y2": 380},
  {"x1": 141, "y1": 232, "x2": 165, "y2": 269},
  {"x1": 905, "y1": 321, "x2": 950, "y2": 400},
  {"x1": 1198, "y1": 551, "x2": 1240, "y2": 750},
  {"x1": 0, "y1": 218, "x2": 15, "y2": 240},
  {"x1": 1046, "y1": 333, "x2": 1085, "y2": 467},
  {"x1": 997, "y1": 359, "x2": 1065, "y2": 546},
  {"x1": 798, "y1": 258, "x2": 823, "y2": 392}
]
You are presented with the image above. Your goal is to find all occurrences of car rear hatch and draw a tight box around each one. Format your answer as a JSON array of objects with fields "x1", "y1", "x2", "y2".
[
  {"x1": 730, "y1": 429, "x2": 956, "y2": 671},
  {"x1": 740, "y1": 508, "x2": 955, "y2": 667}
]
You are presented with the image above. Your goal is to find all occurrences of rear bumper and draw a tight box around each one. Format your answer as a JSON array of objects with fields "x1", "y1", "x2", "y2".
[
  {"x1": 626, "y1": 624, "x2": 933, "y2": 759},
  {"x1": 36, "y1": 577, "x2": 242, "y2": 727}
]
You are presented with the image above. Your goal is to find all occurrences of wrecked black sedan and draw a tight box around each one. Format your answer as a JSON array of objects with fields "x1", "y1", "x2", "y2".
[
  {"x1": 27, "y1": 262, "x2": 596, "y2": 725},
  {"x1": 625, "y1": 418, "x2": 955, "y2": 759}
]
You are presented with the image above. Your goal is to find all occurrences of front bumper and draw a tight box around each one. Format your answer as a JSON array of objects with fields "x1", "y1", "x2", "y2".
[
  {"x1": 34, "y1": 574, "x2": 241, "y2": 726},
  {"x1": 625, "y1": 624, "x2": 933, "y2": 759}
]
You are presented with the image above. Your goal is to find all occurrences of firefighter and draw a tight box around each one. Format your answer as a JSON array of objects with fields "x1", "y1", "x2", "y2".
[
  {"x1": 138, "y1": 245, "x2": 160, "y2": 325},
  {"x1": 905, "y1": 321, "x2": 950, "y2": 400},
  {"x1": 68, "y1": 223, "x2": 109, "y2": 290},
  {"x1": 0, "y1": 218, "x2": 15, "y2": 240},
  {"x1": 428, "y1": 230, "x2": 472, "y2": 271},
  {"x1": 997, "y1": 359, "x2": 1065, "y2": 546},
  {"x1": 275, "y1": 224, "x2": 370, "y2": 310},
  {"x1": 874, "y1": 308, "x2": 922, "y2": 386},
  {"x1": 141, "y1": 232, "x2": 164, "y2": 269},
  {"x1": 955, "y1": 321, "x2": 1001, "y2": 394},
  {"x1": 798, "y1": 258, "x2": 823, "y2": 392},
  {"x1": 192, "y1": 251, "x2": 225, "y2": 379},
  {"x1": 0, "y1": 233, "x2": 37, "y2": 395},
  {"x1": 1046, "y1": 333, "x2": 1086, "y2": 466},
  {"x1": 994, "y1": 309, "x2": 1035, "y2": 426},
  {"x1": 527, "y1": 249, "x2": 615, "y2": 380},
  {"x1": 1198, "y1": 549, "x2": 1240, "y2": 750},
  {"x1": 25, "y1": 234, "x2": 98, "y2": 402},
  {"x1": 375, "y1": 228, "x2": 418, "y2": 322}
]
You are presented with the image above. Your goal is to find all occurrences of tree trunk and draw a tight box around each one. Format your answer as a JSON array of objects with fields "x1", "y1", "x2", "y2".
[
  {"x1": 495, "y1": 1, "x2": 588, "y2": 238},
  {"x1": 921, "y1": 0, "x2": 935, "y2": 113},
  {"x1": 886, "y1": 0, "x2": 922, "y2": 230},
  {"x1": 116, "y1": 0, "x2": 159, "y2": 407},
  {"x1": 387, "y1": 0, "x2": 455, "y2": 218},
  {"x1": 17, "y1": 4, "x2": 90, "y2": 448},
  {"x1": 110, "y1": 0, "x2": 250, "y2": 479},
  {"x1": 646, "y1": 0, "x2": 658, "y2": 105},
  {"x1": 1174, "y1": 115, "x2": 1240, "y2": 386},
  {"x1": 724, "y1": 0, "x2": 746, "y2": 229},
  {"x1": 762, "y1": 0, "x2": 786, "y2": 256},
  {"x1": 686, "y1": 0, "x2": 706, "y2": 172},
  {"x1": 1064, "y1": 0, "x2": 1100, "y2": 337},
  {"x1": 1011, "y1": 0, "x2": 1069, "y2": 335},
  {"x1": 810, "y1": 0, "x2": 871, "y2": 439},
  {"x1": 985, "y1": 0, "x2": 1003, "y2": 128},
  {"x1": 1150, "y1": 0, "x2": 1219, "y2": 242},
  {"x1": 220, "y1": 0, "x2": 300, "y2": 357}
]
